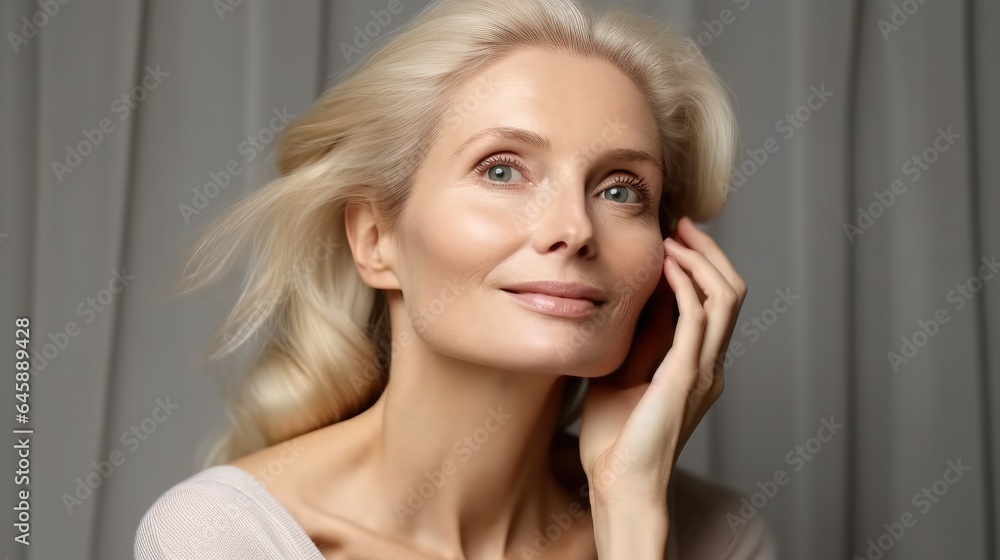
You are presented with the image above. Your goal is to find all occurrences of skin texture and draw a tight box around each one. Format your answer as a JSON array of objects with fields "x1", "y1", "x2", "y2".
[{"x1": 230, "y1": 47, "x2": 747, "y2": 559}]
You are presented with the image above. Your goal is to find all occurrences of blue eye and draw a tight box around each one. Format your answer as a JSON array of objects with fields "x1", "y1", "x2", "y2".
[
  {"x1": 475, "y1": 155, "x2": 526, "y2": 184},
  {"x1": 602, "y1": 186, "x2": 639, "y2": 204},
  {"x1": 600, "y1": 176, "x2": 651, "y2": 205},
  {"x1": 486, "y1": 164, "x2": 524, "y2": 183},
  {"x1": 473, "y1": 155, "x2": 652, "y2": 207}
]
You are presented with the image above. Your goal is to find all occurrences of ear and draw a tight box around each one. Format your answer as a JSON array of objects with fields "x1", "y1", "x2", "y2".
[{"x1": 344, "y1": 201, "x2": 401, "y2": 290}]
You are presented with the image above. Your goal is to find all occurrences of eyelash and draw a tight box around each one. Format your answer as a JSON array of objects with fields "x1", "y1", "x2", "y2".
[{"x1": 472, "y1": 155, "x2": 652, "y2": 205}]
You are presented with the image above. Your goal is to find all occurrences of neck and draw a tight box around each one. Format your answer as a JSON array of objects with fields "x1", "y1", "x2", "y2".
[{"x1": 352, "y1": 294, "x2": 576, "y2": 558}]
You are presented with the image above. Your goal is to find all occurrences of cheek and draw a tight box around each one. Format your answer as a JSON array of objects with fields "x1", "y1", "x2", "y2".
[
  {"x1": 397, "y1": 193, "x2": 516, "y2": 339},
  {"x1": 624, "y1": 236, "x2": 666, "y2": 305},
  {"x1": 605, "y1": 223, "x2": 664, "y2": 304},
  {"x1": 411, "y1": 192, "x2": 516, "y2": 282},
  {"x1": 598, "y1": 233, "x2": 665, "y2": 354}
]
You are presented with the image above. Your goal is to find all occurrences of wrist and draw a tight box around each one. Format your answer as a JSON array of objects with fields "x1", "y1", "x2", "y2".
[
  {"x1": 589, "y1": 470, "x2": 670, "y2": 512},
  {"x1": 590, "y1": 493, "x2": 669, "y2": 558}
]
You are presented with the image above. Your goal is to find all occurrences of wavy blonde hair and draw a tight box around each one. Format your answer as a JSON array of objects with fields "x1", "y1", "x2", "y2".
[{"x1": 184, "y1": 0, "x2": 738, "y2": 468}]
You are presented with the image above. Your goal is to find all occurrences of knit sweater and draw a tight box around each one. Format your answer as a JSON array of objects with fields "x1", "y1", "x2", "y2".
[{"x1": 134, "y1": 465, "x2": 777, "y2": 559}]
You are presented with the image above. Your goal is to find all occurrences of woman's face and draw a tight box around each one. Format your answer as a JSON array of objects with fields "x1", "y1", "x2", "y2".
[{"x1": 391, "y1": 47, "x2": 667, "y2": 376}]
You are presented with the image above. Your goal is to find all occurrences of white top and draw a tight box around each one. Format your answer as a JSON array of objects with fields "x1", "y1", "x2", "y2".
[{"x1": 134, "y1": 465, "x2": 777, "y2": 559}]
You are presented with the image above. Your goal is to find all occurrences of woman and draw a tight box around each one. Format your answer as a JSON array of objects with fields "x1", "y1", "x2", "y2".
[{"x1": 135, "y1": 0, "x2": 776, "y2": 557}]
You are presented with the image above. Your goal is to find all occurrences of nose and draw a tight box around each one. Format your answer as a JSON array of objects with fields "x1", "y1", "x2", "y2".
[{"x1": 530, "y1": 173, "x2": 595, "y2": 259}]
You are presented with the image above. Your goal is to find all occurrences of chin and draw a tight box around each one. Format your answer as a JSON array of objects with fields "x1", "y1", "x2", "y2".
[{"x1": 496, "y1": 335, "x2": 628, "y2": 377}]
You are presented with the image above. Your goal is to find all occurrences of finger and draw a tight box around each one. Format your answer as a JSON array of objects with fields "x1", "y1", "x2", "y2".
[
  {"x1": 664, "y1": 237, "x2": 740, "y2": 387},
  {"x1": 665, "y1": 237, "x2": 737, "y2": 312},
  {"x1": 651, "y1": 256, "x2": 704, "y2": 393},
  {"x1": 675, "y1": 217, "x2": 748, "y2": 303},
  {"x1": 625, "y1": 256, "x2": 704, "y2": 454}
]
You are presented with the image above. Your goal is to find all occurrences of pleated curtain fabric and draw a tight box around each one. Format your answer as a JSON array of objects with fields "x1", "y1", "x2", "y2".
[{"x1": 0, "y1": 0, "x2": 996, "y2": 558}]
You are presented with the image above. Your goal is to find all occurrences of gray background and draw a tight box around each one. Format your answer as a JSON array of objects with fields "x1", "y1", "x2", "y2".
[{"x1": 1, "y1": 0, "x2": 997, "y2": 558}]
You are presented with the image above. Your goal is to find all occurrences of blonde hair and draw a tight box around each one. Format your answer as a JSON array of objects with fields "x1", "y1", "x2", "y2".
[{"x1": 183, "y1": 0, "x2": 738, "y2": 468}]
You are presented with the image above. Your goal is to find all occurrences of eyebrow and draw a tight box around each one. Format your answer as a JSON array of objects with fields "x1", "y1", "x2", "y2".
[
  {"x1": 451, "y1": 126, "x2": 663, "y2": 171},
  {"x1": 452, "y1": 127, "x2": 551, "y2": 161}
]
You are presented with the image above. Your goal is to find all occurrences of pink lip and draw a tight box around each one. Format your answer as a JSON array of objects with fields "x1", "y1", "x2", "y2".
[
  {"x1": 501, "y1": 280, "x2": 607, "y2": 303},
  {"x1": 502, "y1": 291, "x2": 600, "y2": 318},
  {"x1": 500, "y1": 280, "x2": 607, "y2": 319}
]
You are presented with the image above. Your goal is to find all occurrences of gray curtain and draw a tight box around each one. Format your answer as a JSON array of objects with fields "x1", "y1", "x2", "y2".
[{"x1": 1, "y1": 0, "x2": 996, "y2": 558}]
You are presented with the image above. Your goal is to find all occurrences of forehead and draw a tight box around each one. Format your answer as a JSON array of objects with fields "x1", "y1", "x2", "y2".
[{"x1": 439, "y1": 48, "x2": 662, "y2": 161}]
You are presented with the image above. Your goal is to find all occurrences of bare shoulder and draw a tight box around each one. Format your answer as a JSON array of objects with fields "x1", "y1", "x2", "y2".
[
  {"x1": 670, "y1": 468, "x2": 780, "y2": 559},
  {"x1": 228, "y1": 436, "x2": 310, "y2": 487}
]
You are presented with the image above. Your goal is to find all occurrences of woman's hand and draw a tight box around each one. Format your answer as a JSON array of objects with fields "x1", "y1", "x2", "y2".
[{"x1": 578, "y1": 216, "x2": 748, "y2": 510}]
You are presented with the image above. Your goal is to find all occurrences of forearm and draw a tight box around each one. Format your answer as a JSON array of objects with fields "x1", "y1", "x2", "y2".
[{"x1": 591, "y1": 492, "x2": 669, "y2": 559}]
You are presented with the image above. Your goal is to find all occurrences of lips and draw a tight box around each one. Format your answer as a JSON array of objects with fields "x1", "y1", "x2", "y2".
[{"x1": 500, "y1": 280, "x2": 608, "y2": 304}]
